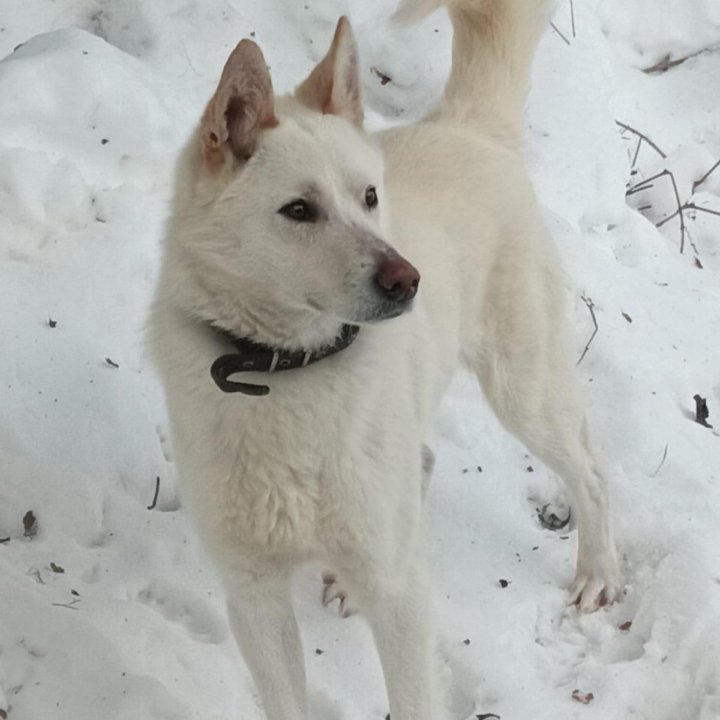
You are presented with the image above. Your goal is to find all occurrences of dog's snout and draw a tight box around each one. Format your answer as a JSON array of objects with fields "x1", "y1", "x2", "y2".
[{"x1": 375, "y1": 255, "x2": 420, "y2": 303}]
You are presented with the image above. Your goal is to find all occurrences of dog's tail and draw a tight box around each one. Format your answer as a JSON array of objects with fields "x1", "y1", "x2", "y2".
[{"x1": 394, "y1": 0, "x2": 553, "y2": 140}]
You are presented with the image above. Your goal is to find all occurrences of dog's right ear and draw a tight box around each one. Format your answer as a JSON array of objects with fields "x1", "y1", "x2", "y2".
[{"x1": 201, "y1": 40, "x2": 278, "y2": 173}]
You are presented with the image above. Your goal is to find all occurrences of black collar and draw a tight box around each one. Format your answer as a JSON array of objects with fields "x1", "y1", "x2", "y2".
[{"x1": 210, "y1": 323, "x2": 360, "y2": 396}]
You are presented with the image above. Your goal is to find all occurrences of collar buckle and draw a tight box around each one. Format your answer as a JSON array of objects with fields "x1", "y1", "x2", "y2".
[{"x1": 209, "y1": 324, "x2": 360, "y2": 396}]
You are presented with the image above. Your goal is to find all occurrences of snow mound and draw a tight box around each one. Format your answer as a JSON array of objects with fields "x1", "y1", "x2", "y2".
[{"x1": 1, "y1": 3, "x2": 720, "y2": 720}]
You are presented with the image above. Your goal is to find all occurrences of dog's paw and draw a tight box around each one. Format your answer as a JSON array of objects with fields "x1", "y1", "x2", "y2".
[
  {"x1": 322, "y1": 572, "x2": 358, "y2": 618},
  {"x1": 569, "y1": 558, "x2": 622, "y2": 613}
]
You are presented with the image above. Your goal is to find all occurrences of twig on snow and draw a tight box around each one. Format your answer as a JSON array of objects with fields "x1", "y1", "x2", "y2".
[
  {"x1": 27, "y1": 568, "x2": 45, "y2": 584},
  {"x1": 656, "y1": 170, "x2": 686, "y2": 253},
  {"x1": 52, "y1": 598, "x2": 81, "y2": 610},
  {"x1": 627, "y1": 169, "x2": 688, "y2": 253},
  {"x1": 620, "y1": 128, "x2": 720, "y2": 248},
  {"x1": 643, "y1": 54, "x2": 690, "y2": 74},
  {"x1": 631, "y1": 137, "x2": 643, "y2": 170},
  {"x1": 569, "y1": 0, "x2": 576, "y2": 37},
  {"x1": 181, "y1": 41, "x2": 201, "y2": 77},
  {"x1": 549, "y1": 21, "x2": 570, "y2": 46},
  {"x1": 686, "y1": 202, "x2": 720, "y2": 219},
  {"x1": 650, "y1": 443, "x2": 669, "y2": 477},
  {"x1": 147, "y1": 476, "x2": 161, "y2": 510},
  {"x1": 625, "y1": 169, "x2": 668, "y2": 196},
  {"x1": 615, "y1": 121, "x2": 667, "y2": 161},
  {"x1": 692, "y1": 159, "x2": 720, "y2": 193},
  {"x1": 576, "y1": 294, "x2": 598, "y2": 366},
  {"x1": 642, "y1": 43, "x2": 720, "y2": 74}
]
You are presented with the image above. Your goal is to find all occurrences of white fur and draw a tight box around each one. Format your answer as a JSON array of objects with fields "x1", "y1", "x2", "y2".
[{"x1": 148, "y1": 1, "x2": 621, "y2": 718}]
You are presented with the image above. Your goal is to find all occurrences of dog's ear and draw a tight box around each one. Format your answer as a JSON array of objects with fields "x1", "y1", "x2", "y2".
[
  {"x1": 295, "y1": 16, "x2": 363, "y2": 127},
  {"x1": 201, "y1": 40, "x2": 278, "y2": 171}
]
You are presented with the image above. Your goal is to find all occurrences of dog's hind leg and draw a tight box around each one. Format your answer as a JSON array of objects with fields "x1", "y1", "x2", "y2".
[
  {"x1": 466, "y1": 238, "x2": 621, "y2": 612},
  {"x1": 473, "y1": 331, "x2": 621, "y2": 611},
  {"x1": 222, "y1": 564, "x2": 306, "y2": 720}
]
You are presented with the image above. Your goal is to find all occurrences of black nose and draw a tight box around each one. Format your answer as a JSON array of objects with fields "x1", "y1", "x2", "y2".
[{"x1": 375, "y1": 254, "x2": 420, "y2": 302}]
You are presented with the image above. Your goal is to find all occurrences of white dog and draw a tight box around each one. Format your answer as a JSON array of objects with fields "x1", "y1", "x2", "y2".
[{"x1": 149, "y1": 0, "x2": 621, "y2": 717}]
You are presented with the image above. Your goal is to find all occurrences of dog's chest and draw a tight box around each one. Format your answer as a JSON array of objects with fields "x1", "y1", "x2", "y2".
[{"x1": 184, "y1": 391, "x2": 366, "y2": 556}]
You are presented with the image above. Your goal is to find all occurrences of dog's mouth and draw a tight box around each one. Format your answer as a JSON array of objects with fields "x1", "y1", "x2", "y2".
[
  {"x1": 307, "y1": 250, "x2": 420, "y2": 324},
  {"x1": 309, "y1": 295, "x2": 413, "y2": 326},
  {"x1": 360, "y1": 297, "x2": 414, "y2": 323}
]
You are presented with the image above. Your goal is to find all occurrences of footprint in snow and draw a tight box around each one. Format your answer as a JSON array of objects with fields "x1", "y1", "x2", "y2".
[
  {"x1": 439, "y1": 642, "x2": 487, "y2": 720},
  {"x1": 137, "y1": 579, "x2": 226, "y2": 644}
]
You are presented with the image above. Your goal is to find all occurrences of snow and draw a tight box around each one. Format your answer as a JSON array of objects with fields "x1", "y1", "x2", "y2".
[{"x1": 1, "y1": 1, "x2": 719, "y2": 719}]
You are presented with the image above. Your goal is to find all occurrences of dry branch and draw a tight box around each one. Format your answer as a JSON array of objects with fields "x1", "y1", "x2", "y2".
[
  {"x1": 577, "y1": 294, "x2": 598, "y2": 365},
  {"x1": 147, "y1": 476, "x2": 161, "y2": 510},
  {"x1": 687, "y1": 202, "x2": 720, "y2": 218},
  {"x1": 693, "y1": 159, "x2": 720, "y2": 193},
  {"x1": 52, "y1": 598, "x2": 81, "y2": 610},
  {"x1": 650, "y1": 443, "x2": 669, "y2": 478},
  {"x1": 643, "y1": 54, "x2": 689, "y2": 74},
  {"x1": 615, "y1": 121, "x2": 667, "y2": 160},
  {"x1": 659, "y1": 170, "x2": 686, "y2": 253},
  {"x1": 626, "y1": 169, "x2": 669, "y2": 197},
  {"x1": 643, "y1": 43, "x2": 720, "y2": 74},
  {"x1": 627, "y1": 169, "x2": 690, "y2": 253},
  {"x1": 550, "y1": 21, "x2": 570, "y2": 46}
]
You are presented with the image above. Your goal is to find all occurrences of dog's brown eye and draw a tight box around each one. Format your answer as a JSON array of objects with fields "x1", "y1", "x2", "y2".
[
  {"x1": 279, "y1": 199, "x2": 316, "y2": 223},
  {"x1": 365, "y1": 186, "x2": 378, "y2": 209}
]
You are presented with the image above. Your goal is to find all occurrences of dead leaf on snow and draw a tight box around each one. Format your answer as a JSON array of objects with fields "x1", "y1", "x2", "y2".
[
  {"x1": 693, "y1": 394, "x2": 712, "y2": 428},
  {"x1": 572, "y1": 689, "x2": 594, "y2": 704},
  {"x1": 371, "y1": 67, "x2": 392, "y2": 85},
  {"x1": 23, "y1": 510, "x2": 37, "y2": 538}
]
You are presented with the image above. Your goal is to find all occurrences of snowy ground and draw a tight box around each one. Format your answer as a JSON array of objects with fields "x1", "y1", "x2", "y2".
[{"x1": 1, "y1": 1, "x2": 719, "y2": 719}]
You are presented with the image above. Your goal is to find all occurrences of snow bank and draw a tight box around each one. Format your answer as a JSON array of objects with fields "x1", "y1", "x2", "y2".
[{"x1": 1, "y1": 2, "x2": 719, "y2": 719}]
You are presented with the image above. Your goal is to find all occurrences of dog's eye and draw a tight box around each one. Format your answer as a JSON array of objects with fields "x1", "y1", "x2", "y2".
[
  {"x1": 365, "y1": 186, "x2": 378, "y2": 209},
  {"x1": 279, "y1": 199, "x2": 316, "y2": 223}
]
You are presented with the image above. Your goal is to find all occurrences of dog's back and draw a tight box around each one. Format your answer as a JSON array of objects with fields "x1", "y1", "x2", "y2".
[
  {"x1": 384, "y1": 0, "x2": 562, "y2": 375},
  {"x1": 389, "y1": 0, "x2": 620, "y2": 618}
]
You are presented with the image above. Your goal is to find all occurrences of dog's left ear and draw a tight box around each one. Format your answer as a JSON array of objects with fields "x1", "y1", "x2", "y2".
[
  {"x1": 296, "y1": 17, "x2": 363, "y2": 127},
  {"x1": 201, "y1": 39, "x2": 278, "y2": 171}
]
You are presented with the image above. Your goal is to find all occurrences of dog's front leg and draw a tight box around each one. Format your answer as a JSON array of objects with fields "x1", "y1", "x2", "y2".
[
  {"x1": 222, "y1": 565, "x2": 306, "y2": 720},
  {"x1": 355, "y1": 557, "x2": 448, "y2": 720}
]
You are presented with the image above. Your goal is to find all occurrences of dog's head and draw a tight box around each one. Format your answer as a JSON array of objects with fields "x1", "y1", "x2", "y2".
[{"x1": 171, "y1": 18, "x2": 419, "y2": 349}]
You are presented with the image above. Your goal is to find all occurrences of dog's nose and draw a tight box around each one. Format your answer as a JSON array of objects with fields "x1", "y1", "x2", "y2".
[{"x1": 375, "y1": 254, "x2": 420, "y2": 302}]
